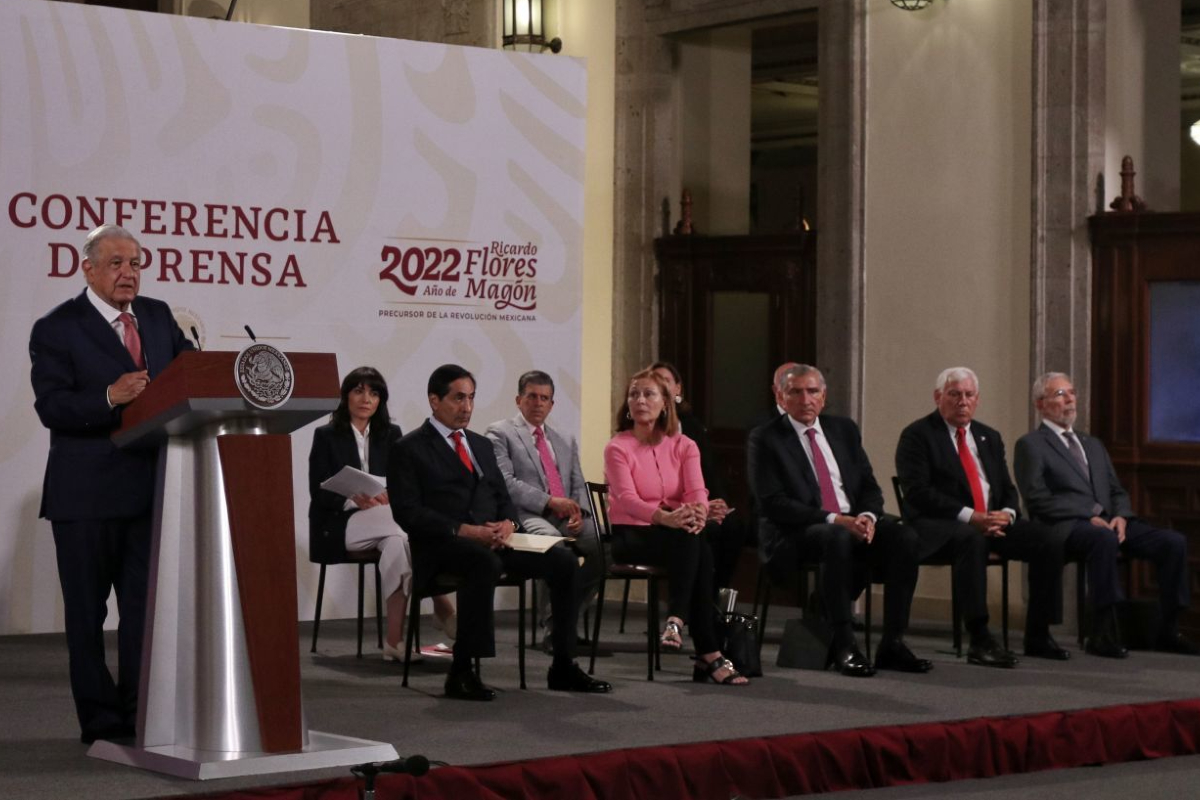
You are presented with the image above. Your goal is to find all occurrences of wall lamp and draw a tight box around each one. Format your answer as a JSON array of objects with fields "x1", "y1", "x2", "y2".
[{"x1": 502, "y1": 0, "x2": 562, "y2": 54}]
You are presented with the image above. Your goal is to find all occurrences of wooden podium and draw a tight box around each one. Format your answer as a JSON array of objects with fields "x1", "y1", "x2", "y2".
[{"x1": 88, "y1": 351, "x2": 398, "y2": 779}]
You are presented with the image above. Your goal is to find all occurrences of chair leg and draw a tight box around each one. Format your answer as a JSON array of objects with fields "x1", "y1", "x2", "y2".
[
  {"x1": 756, "y1": 578, "x2": 771, "y2": 653},
  {"x1": 1000, "y1": 563, "x2": 1010, "y2": 652},
  {"x1": 589, "y1": 579, "x2": 606, "y2": 675},
  {"x1": 647, "y1": 578, "x2": 657, "y2": 681},
  {"x1": 374, "y1": 564, "x2": 384, "y2": 650},
  {"x1": 402, "y1": 591, "x2": 420, "y2": 688},
  {"x1": 355, "y1": 563, "x2": 366, "y2": 658},
  {"x1": 311, "y1": 564, "x2": 327, "y2": 653},
  {"x1": 530, "y1": 580, "x2": 539, "y2": 647},
  {"x1": 863, "y1": 571, "x2": 873, "y2": 663},
  {"x1": 518, "y1": 581, "x2": 527, "y2": 690},
  {"x1": 951, "y1": 574, "x2": 962, "y2": 657},
  {"x1": 619, "y1": 579, "x2": 631, "y2": 633},
  {"x1": 1076, "y1": 561, "x2": 1087, "y2": 648}
]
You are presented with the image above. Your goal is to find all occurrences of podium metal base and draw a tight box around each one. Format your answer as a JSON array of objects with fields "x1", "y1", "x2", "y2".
[{"x1": 87, "y1": 730, "x2": 398, "y2": 780}]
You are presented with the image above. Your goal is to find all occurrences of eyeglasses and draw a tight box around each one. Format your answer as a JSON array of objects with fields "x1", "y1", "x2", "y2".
[{"x1": 1045, "y1": 388, "x2": 1076, "y2": 399}]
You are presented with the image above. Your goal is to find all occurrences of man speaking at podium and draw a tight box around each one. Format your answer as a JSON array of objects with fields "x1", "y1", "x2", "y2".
[{"x1": 30, "y1": 224, "x2": 194, "y2": 744}]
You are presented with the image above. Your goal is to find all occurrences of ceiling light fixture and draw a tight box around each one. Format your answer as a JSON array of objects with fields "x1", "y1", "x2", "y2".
[{"x1": 890, "y1": 0, "x2": 934, "y2": 10}]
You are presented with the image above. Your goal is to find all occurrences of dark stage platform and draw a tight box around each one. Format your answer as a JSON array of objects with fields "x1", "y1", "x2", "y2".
[{"x1": 2, "y1": 605, "x2": 1198, "y2": 799}]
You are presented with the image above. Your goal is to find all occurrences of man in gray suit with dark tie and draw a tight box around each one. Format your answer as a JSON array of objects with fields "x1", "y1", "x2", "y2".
[
  {"x1": 1014, "y1": 372, "x2": 1197, "y2": 657},
  {"x1": 486, "y1": 370, "x2": 602, "y2": 651}
]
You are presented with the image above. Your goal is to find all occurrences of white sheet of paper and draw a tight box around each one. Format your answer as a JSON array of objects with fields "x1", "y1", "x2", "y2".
[
  {"x1": 319, "y1": 466, "x2": 386, "y2": 499},
  {"x1": 506, "y1": 532, "x2": 563, "y2": 554}
]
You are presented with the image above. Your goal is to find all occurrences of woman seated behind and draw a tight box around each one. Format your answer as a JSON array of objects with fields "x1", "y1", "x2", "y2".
[
  {"x1": 308, "y1": 366, "x2": 455, "y2": 660},
  {"x1": 603, "y1": 367, "x2": 748, "y2": 686}
]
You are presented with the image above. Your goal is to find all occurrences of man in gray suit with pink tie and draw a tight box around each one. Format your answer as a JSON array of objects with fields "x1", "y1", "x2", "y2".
[{"x1": 486, "y1": 370, "x2": 602, "y2": 651}]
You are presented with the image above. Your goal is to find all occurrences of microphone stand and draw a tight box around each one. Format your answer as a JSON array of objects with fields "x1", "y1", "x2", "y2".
[{"x1": 351, "y1": 755, "x2": 431, "y2": 800}]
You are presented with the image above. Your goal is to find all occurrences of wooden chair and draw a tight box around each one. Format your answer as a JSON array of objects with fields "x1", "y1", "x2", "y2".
[
  {"x1": 309, "y1": 548, "x2": 383, "y2": 659},
  {"x1": 585, "y1": 482, "x2": 667, "y2": 681}
]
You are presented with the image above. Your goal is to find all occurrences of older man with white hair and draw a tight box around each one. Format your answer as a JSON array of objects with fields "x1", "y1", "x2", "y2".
[
  {"x1": 1014, "y1": 371, "x2": 1196, "y2": 657},
  {"x1": 895, "y1": 367, "x2": 1063, "y2": 668}
]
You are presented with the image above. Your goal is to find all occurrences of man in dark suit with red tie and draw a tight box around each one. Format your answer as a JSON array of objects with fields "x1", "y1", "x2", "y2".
[
  {"x1": 749, "y1": 364, "x2": 930, "y2": 677},
  {"x1": 1014, "y1": 372, "x2": 1197, "y2": 657},
  {"x1": 30, "y1": 224, "x2": 194, "y2": 744},
  {"x1": 387, "y1": 364, "x2": 611, "y2": 700},
  {"x1": 895, "y1": 367, "x2": 1062, "y2": 668}
]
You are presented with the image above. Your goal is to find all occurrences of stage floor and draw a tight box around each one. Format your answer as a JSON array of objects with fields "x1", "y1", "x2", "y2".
[{"x1": 3, "y1": 605, "x2": 1199, "y2": 799}]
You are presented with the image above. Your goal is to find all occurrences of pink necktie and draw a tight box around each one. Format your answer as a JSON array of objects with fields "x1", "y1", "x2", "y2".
[
  {"x1": 805, "y1": 427, "x2": 840, "y2": 513},
  {"x1": 956, "y1": 426, "x2": 987, "y2": 513},
  {"x1": 451, "y1": 431, "x2": 474, "y2": 473},
  {"x1": 118, "y1": 312, "x2": 145, "y2": 369},
  {"x1": 534, "y1": 427, "x2": 566, "y2": 497}
]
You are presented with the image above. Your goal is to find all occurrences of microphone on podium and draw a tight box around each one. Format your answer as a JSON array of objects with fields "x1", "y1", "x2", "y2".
[
  {"x1": 243, "y1": 324, "x2": 257, "y2": 342},
  {"x1": 190, "y1": 326, "x2": 202, "y2": 351}
]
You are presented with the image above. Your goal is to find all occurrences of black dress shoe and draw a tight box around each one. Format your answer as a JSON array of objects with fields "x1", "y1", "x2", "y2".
[
  {"x1": 967, "y1": 638, "x2": 1019, "y2": 668},
  {"x1": 874, "y1": 640, "x2": 934, "y2": 673},
  {"x1": 547, "y1": 662, "x2": 613, "y2": 693},
  {"x1": 1155, "y1": 632, "x2": 1200, "y2": 655},
  {"x1": 1085, "y1": 632, "x2": 1129, "y2": 659},
  {"x1": 80, "y1": 723, "x2": 135, "y2": 745},
  {"x1": 1023, "y1": 634, "x2": 1071, "y2": 661},
  {"x1": 830, "y1": 645, "x2": 876, "y2": 677},
  {"x1": 444, "y1": 668, "x2": 497, "y2": 701}
]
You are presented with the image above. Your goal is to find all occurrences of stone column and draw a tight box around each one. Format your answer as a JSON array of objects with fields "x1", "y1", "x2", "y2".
[{"x1": 1029, "y1": 0, "x2": 1105, "y2": 428}]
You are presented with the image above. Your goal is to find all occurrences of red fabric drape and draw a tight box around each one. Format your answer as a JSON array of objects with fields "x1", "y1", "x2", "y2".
[{"x1": 161, "y1": 698, "x2": 1200, "y2": 800}]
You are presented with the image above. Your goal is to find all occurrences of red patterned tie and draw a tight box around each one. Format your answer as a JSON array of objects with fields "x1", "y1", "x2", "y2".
[
  {"x1": 118, "y1": 312, "x2": 145, "y2": 369},
  {"x1": 955, "y1": 426, "x2": 987, "y2": 513},
  {"x1": 534, "y1": 427, "x2": 566, "y2": 497},
  {"x1": 804, "y1": 428, "x2": 840, "y2": 514},
  {"x1": 451, "y1": 431, "x2": 474, "y2": 473}
]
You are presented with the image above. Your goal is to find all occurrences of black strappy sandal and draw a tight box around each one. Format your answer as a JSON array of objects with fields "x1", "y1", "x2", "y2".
[{"x1": 692, "y1": 656, "x2": 748, "y2": 686}]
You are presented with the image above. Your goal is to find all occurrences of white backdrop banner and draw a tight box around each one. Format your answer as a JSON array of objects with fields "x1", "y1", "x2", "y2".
[{"x1": 0, "y1": 0, "x2": 585, "y2": 634}]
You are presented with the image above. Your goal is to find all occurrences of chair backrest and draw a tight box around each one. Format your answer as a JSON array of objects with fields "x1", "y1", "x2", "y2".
[
  {"x1": 585, "y1": 481, "x2": 612, "y2": 572},
  {"x1": 891, "y1": 476, "x2": 906, "y2": 517}
]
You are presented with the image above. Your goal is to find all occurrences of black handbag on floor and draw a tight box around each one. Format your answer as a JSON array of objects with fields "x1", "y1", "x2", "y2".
[{"x1": 720, "y1": 612, "x2": 763, "y2": 677}]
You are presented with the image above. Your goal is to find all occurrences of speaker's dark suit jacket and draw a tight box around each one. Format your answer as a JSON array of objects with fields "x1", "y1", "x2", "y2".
[
  {"x1": 388, "y1": 420, "x2": 578, "y2": 660},
  {"x1": 1014, "y1": 423, "x2": 1188, "y2": 613},
  {"x1": 30, "y1": 289, "x2": 192, "y2": 739},
  {"x1": 748, "y1": 413, "x2": 917, "y2": 634},
  {"x1": 31, "y1": 290, "x2": 193, "y2": 522},
  {"x1": 895, "y1": 410, "x2": 1060, "y2": 634},
  {"x1": 308, "y1": 422, "x2": 402, "y2": 563}
]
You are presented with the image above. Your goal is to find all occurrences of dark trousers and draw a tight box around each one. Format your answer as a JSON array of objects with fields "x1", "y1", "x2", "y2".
[
  {"x1": 611, "y1": 523, "x2": 720, "y2": 654},
  {"x1": 1066, "y1": 518, "x2": 1190, "y2": 627},
  {"x1": 706, "y1": 513, "x2": 748, "y2": 590},
  {"x1": 915, "y1": 517, "x2": 1061, "y2": 641},
  {"x1": 51, "y1": 516, "x2": 151, "y2": 739},
  {"x1": 414, "y1": 536, "x2": 579, "y2": 666},
  {"x1": 783, "y1": 517, "x2": 919, "y2": 640}
]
